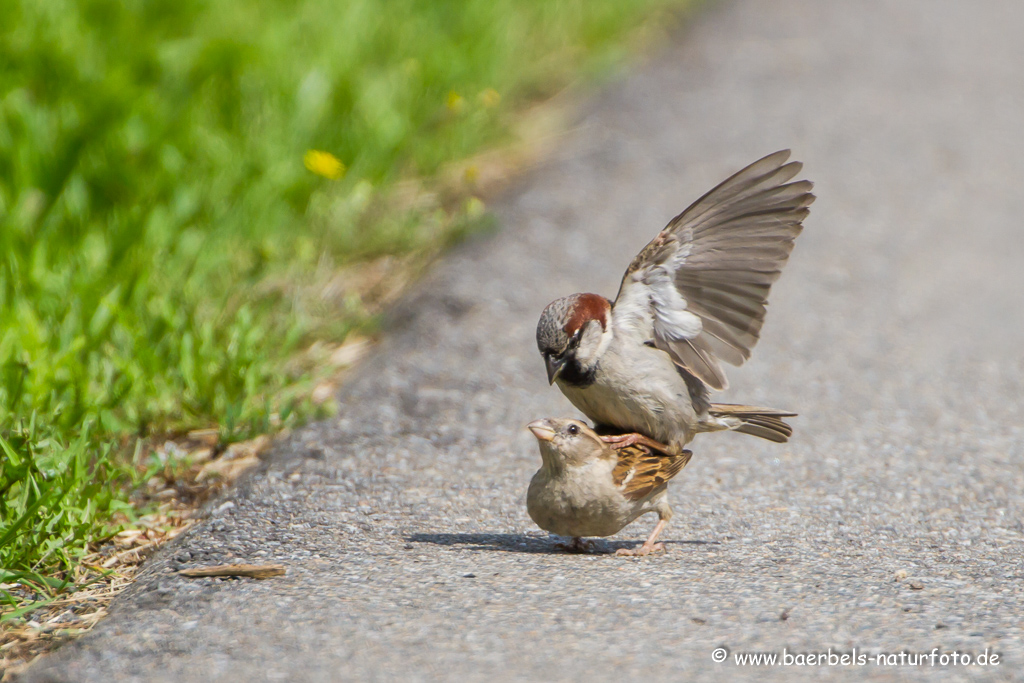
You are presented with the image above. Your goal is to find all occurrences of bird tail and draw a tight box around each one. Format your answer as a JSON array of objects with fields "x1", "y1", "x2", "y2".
[{"x1": 706, "y1": 404, "x2": 796, "y2": 443}]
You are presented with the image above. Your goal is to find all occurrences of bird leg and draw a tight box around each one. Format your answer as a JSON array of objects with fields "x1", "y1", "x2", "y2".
[
  {"x1": 555, "y1": 537, "x2": 596, "y2": 553},
  {"x1": 600, "y1": 432, "x2": 673, "y2": 454},
  {"x1": 616, "y1": 518, "x2": 668, "y2": 557}
]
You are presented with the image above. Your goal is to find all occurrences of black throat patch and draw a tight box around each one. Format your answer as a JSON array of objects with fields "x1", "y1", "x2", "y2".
[{"x1": 558, "y1": 357, "x2": 597, "y2": 388}]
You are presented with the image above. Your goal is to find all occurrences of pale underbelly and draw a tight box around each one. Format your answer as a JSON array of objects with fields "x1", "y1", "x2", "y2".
[
  {"x1": 559, "y1": 377, "x2": 695, "y2": 445},
  {"x1": 530, "y1": 506, "x2": 634, "y2": 538},
  {"x1": 528, "y1": 486, "x2": 649, "y2": 537}
]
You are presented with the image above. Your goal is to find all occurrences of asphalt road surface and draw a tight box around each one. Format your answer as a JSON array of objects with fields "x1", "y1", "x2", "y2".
[{"x1": 24, "y1": 0, "x2": 1024, "y2": 681}]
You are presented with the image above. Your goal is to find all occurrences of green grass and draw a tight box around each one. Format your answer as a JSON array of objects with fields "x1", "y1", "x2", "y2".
[
  {"x1": 0, "y1": 421, "x2": 133, "y2": 613},
  {"x1": 0, "y1": 0, "x2": 692, "y2": 604}
]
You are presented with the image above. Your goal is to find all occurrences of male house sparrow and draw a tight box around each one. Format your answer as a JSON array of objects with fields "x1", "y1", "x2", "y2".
[
  {"x1": 526, "y1": 418, "x2": 692, "y2": 556},
  {"x1": 536, "y1": 150, "x2": 813, "y2": 454}
]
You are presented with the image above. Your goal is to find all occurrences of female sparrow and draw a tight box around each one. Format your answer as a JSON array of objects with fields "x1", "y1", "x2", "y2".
[
  {"x1": 526, "y1": 418, "x2": 692, "y2": 556},
  {"x1": 536, "y1": 150, "x2": 813, "y2": 454}
]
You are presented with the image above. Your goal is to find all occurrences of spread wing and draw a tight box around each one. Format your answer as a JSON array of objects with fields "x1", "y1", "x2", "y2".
[
  {"x1": 611, "y1": 445, "x2": 693, "y2": 502},
  {"x1": 612, "y1": 150, "x2": 814, "y2": 390}
]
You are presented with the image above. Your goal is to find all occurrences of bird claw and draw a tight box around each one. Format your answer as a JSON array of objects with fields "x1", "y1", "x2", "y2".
[
  {"x1": 599, "y1": 432, "x2": 673, "y2": 453},
  {"x1": 555, "y1": 537, "x2": 596, "y2": 553},
  {"x1": 615, "y1": 542, "x2": 666, "y2": 557}
]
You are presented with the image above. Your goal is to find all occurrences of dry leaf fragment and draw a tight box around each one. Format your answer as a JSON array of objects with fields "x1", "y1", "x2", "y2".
[
  {"x1": 187, "y1": 428, "x2": 220, "y2": 445},
  {"x1": 196, "y1": 454, "x2": 260, "y2": 482},
  {"x1": 177, "y1": 564, "x2": 285, "y2": 579},
  {"x1": 329, "y1": 335, "x2": 372, "y2": 367}
]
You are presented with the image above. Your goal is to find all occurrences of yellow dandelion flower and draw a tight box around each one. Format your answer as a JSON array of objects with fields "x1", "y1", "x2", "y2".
[
  {"x1": 479, "y1": 88, "x2": 500, "y2": 108},
  {"x1": 446, "y1": 91, "x2": 465, "y2": 114},
  {"x1": 463, "y1": 164, "x2": 479, "y2": 184},
  {"x1": 304, "y1": 150, "x2": 345, "y2": 179}
]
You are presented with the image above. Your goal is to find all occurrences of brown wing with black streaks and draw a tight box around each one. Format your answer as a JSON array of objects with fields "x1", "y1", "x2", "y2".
[{"x1": 611, "y1": 444, "x2": 693, "y2": 501}]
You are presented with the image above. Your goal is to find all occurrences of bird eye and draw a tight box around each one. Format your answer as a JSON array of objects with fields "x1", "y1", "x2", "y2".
[{"x1": 567, "y1": 424, "x2": 580, "y2": 436}]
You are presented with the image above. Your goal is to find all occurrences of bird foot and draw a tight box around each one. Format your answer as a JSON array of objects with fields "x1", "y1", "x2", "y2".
[
  {"x1": 555, "y1": 537, "x2": 596, "y2": 553},
  {"x1": 615, "y1": 542, "x2": 666, "y2": 557},
  {"x1": 599, "y1": 432, "x2": 673, "y2": 454}
]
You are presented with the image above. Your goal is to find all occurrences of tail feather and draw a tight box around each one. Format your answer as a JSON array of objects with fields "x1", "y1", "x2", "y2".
[{"x1": 707, "y1": 403, "x2": 796, "y2": 443}]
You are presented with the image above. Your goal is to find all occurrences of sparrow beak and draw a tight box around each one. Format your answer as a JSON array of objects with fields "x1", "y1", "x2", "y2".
[
  {"x1": 527, "y1": 419, "x2": 556, "y2": 442},
  {"x1": 544, "y1": 353, "x2": 565, "y2": 385}
]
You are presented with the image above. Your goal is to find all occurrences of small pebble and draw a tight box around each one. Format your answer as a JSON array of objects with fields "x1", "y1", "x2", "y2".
[{"x1": 213, "y1": 501, "x2": 235, "y2": 516}]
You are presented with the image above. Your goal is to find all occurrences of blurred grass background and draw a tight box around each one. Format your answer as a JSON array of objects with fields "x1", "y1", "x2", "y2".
[{"x1": 0, "y1": 0, "x2": 692, "y2": 605}]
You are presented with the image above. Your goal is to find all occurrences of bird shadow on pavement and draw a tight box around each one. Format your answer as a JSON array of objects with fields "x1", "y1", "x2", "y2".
[{"x1": 406, "y1": 533, "x2": 719, "y2": 555}]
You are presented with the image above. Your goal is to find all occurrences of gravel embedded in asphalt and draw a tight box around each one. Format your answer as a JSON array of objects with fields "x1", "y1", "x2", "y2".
[{"x1": 23, "y1": 1, "x2": 1024, "y2": 681}]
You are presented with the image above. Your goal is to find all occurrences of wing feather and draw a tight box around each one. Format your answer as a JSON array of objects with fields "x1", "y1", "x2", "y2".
[
  {"x1": 612, "y1": 445, "x2": 693, "y2": 501},
  {"x1": 614, "y1": 150, "x2": 814, "y2": 390}
]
